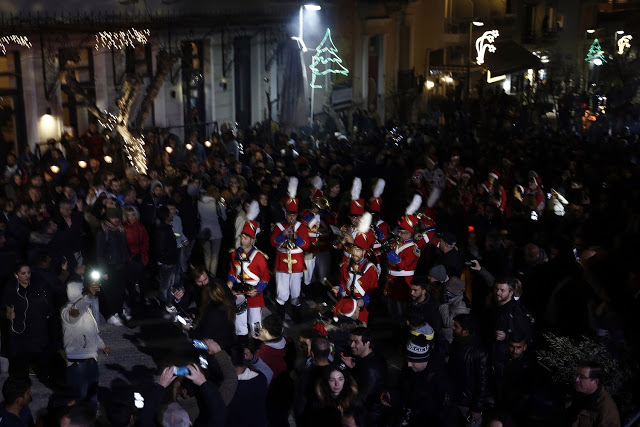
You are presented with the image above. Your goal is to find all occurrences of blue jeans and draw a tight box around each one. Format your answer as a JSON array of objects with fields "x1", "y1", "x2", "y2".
[
  {"x1": 157, "y1": 264, "x2": 176, "y2": 305},
  {"x1": 66, "y1": 359, "x2": 99, "y2": 408}
]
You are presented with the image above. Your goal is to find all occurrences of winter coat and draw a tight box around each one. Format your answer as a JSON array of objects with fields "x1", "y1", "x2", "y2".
[
  {"x1": 124, "y1": 219, "x2": 150, "y2": 265},
  {"x1": 61, "y1": 293, "x2": 105, "y2": 360},
  {"x1": 198, "y1": 196, "x2": 226, "y2": 241},
  {"x1": 569, "y1": 386, "x2": 620, "y2": 427},
  {"x1": 95, "y1": 226, "x2": 130, "y2": 269},
  {"x1": 448, "y1": 334, "x2": 489, "y2": 412},
  {"x1": 1, "y1": 279, "x2": 53, "y2": 355},
  {"x1": 439, "y1": 294, "x2": 471, "y2": 343},
  {"x1": 154, "y1": 222, "x2": 179, "y2": 266},
  {"x1": 398, "y1": 357, "x2": 456, "y2": 426}
]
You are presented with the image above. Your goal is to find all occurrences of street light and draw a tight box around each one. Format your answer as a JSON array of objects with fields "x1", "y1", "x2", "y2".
[
  {"x1": 291, "y1": 4, "x2": 322, "y2": 52},
  {"x1": 467, "y1": 19, "x2": 484, "y2": 100},
  {"x1": 586, "y1": 29, "x2": 595, "y2": 34}
]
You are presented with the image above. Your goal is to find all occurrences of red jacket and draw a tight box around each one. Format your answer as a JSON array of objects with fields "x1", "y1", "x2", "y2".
[
  {"x1": 227, "y1": 247, "x2": 270, "y2": 308},
  {"x1": 338, "y1": 259, "x2": 378, "y2": 323},
  {"x1": 270, "y1": 221, "x2": 310, "y2": 273},
  {"x1": 386, "y1": 239, "x2": 420, "y2": 300},
  {"x1": 124, "y1": 220, "x2": 150, "y2": 265}
]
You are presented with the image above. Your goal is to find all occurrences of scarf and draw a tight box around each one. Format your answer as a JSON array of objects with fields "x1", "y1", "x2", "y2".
[{"x1": 101, "y1": 220, "x2": 124, "y2": 233}]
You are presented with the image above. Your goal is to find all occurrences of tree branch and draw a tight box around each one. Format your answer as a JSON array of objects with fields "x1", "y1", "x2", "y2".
[
  {"x1": 60, "y1": 69, "x2": 109, "y2": 123},
  {"x1": 133, "y1": 49, "x2": 177, "y2": 130}
]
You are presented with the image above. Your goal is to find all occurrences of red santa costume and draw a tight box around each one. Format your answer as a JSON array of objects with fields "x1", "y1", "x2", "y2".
[
  {"x1": 525, "y1": 172, "x2": 546, "y2": 214},
  {"x1": 270, "y1": 177, "x2": 310, "y2": 308},
  {"x1": 339, "y1": 177, "x2": 374, "y2": 268},
  {"x1": 368, "y1": 178, "x2": 388, "y2": 271},
  {"x1": 385, "y1": 195, "x2": 422, "y2": 303},
  {"x1": 301, "y1": 175, "x2": 335, "y2": 286},
  {"x1": 481, "y1": 170, "x2": 507, "y2": 212},
  {"x1": 336, "y1": 212, "x2": 379, "y2": 324},
  {"x1": 228, "y1": 201, "x2": 270, "y2": 337}
]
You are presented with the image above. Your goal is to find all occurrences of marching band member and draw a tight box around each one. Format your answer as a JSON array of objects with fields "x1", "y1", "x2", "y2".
[
  {"x1": 301, "y1": 176, "x2": 335, "y2": 288},
  {"x1": 333, "y1": 212, "x2": 379, "y2": 325},
  {"x1": 227, "y1": 201, "x2": 270, "y2": 342},
  {"x1": 270, "y1": 177, "x2": 310, "y2": 321},
  {"x1": 385, "y1": 194, "x2": 422, "y2": 331},
  {"x1": 368, "y1": 179, "x2": 388, "y2": 271}
]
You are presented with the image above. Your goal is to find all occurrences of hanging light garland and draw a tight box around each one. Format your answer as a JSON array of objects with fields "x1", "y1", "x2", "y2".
[
  {"x1": 123, "y1": 135, "x2": 147, "y2": 174},
  {"x1": 95, "y1": 28, "x2": 150, "y2": 50},
  {"x1": 97, "y1": 109, "x2": 147, "y2": 173},
  {"x1": 0, "y1": 35, "x2": 32, "y2": 55}
]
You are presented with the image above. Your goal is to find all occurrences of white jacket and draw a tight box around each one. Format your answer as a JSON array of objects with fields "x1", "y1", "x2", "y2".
[
  {"x1": 61, "y1": 290, "x2": 105, "y2": 362},
  {"x1": 198, "y1": 196, "x2": 227, "y2": 240}
]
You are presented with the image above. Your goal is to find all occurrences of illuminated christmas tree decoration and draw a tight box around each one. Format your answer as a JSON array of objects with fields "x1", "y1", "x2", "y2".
[
  {"x1": 95, "y1": 28, "x2": 150, "y2": 50},
  {"x1": 0, "y1": 35, "x2": 32, "y2": 55},
  {"x1": 617, "y1": 35, "x2": 632, "y2": 55},
  {"x1": 585, "y1": 39, "x2": 607, "y2": 65},
  {"x1": 475, "y1": 30, "x2": 499, "y2": 65},
  {"x1": 309, "y1": 28, "x2": 349, "y2": 89}
]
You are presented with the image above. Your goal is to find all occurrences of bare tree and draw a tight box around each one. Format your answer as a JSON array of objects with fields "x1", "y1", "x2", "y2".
[{"x1": 60, "y1": 49, "x2": 178, "y2": 173}]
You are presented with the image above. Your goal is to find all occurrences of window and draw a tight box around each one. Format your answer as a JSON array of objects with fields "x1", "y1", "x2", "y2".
[
  {"x1": 0, "y1": 52, "x2": 27, "y2": 154},
  {"x1": 61, "y1": 48, "x2": 96, "y2": 135},
  {"x1": 181, "y1": 41, "x2": 205, "y2": 141}
]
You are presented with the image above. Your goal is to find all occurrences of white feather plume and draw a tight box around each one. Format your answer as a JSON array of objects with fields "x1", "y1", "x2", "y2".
[
  {"x1": 406, "y1": 194, "x2": 422, "y2": 216},
  {"x1": 358, "y1": 212, "x2": 372, "y2": 234},
  {"x1": 373, "y1": 179, "x2": 386, "y2": 198},
  {"x1": 351, "y1": 177, "x2": 362, "y2": 200},
  {"x1": 311, "y1": 176, "x2": 323, "y2": 190},
  {"x1": 288, "y1": 177, "x2": 299, "y2": 199},
  {"x1": 247, "y1": 200, "x2": 260, "y2": 221},
  {"x1": 427, "y1": 187, "x2": 441, "y2": 208}
]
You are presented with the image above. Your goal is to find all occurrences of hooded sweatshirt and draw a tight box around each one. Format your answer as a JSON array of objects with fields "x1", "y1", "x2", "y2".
[{"x1": 61, "y1": 282, "x2": 105, "y2": 363}]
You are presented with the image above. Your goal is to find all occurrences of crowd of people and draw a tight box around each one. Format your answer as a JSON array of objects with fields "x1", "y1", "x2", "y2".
[{"x1": 0, "y1": 90, "x2": 638, "y2": 426}]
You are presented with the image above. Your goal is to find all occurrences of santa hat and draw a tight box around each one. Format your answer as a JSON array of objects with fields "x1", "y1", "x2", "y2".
[
  {"x1": 241, "y1": 200, "x2": 261, "y2": 238},
  {"x1": 488, "y1": 170, "x2": 500, "y2": 180},
  {"x1": 462, "y1": 167, "x2": 474, "y2": 178},
  {"x1": 398, "y1": 194, "x2": 422, "y2": 233},
  {"x1": 349, "y1": 177, "x2": 365, "y2": 216},
  {"x1": 450, "y1": 151, "x2": 460, "y2": 160},
  {"x1": 426, "y1": 156, "x2": 437, "y2": 167},
  {"x1": 412, "y1": 169, "x2": 424, "y2": 181},
  {"x1": 368, "y1": 179, "x2": 385, "y2": 213},
  {"x1": 311, "y1": 175, "x2": 324, "y2": 200},
  {"x1": 446, "y1": 176, "x2": 458, "y2": 187},
  {"x1": 333, "y1": 298, "x2": 358, "y2": 321},
  {"x1": 353, "y1": 212, "x2": 373, "y2": 251},
  {"x1": 285, "y1": 177, "x2": 299, "y2": 213}
]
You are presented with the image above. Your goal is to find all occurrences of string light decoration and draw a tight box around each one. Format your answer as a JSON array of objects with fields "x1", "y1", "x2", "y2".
[
  {"x1": 475, "y1": 30, "x2": 499, "y2": 65},
  {"x1": 309, "y1": 28, "x2": 349, "y2": 89},
  {"x1": 97, "y1": 109, "x2": 147, "y2": 173},
  {"x1": 123, "y1": 134, "x2": 147, "y2": 173},
  {"x1": 0, "y1": 35, "x2": 32, "y2": 55},
  {"x1": 585, "y1": 39, "x2": 607, "y2": 66},
  {"x1": 617, "y1": 35, "x2": 632, "y2": 55},
  {"x1": 97, "y1": 111, "x2": 118, "y2": 131},
  {"x1": 95, "y1": 28, "x2": 150, "y2": 51}
]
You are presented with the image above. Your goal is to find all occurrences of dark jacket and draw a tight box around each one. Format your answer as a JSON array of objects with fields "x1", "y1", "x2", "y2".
[
  {"x1": 1, "y1": 279, "x2": 53, "y2": 355},
  {"x1": 154, "y1": 222, "x2": 179, "y2": 266},
  {"x1": 53, "y1": 211, "x2": 85, "y2": 262},
  {"x1": 397, "y1": 356, "x2": 456, "y2": 426},
  {"x1": 190, "y1": 301, "x2": 235, "y2": 350},
  {"x1": 567, "y1": 386, "x2": 620, "y2": 427},
  {"x1": 226, "y1": 370, "x2": 268, "y2": 427},
  {"x1": 7, "y1": 215, "x2": 30, "y2": 256},
  {"x1": 95, "y1": 227, "x2": 130, "y2": 269},
  {"x1": 448, "y1": 334, "x2": 488, "y2": 413},
  {"x1": 351, "y1": 350, "x2": 387, "y2": 424}
]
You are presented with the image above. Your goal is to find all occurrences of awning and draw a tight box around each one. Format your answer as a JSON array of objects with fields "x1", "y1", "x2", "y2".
[{"x1": 482, "y1": 40, "x2": 541, "y2": 75}]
